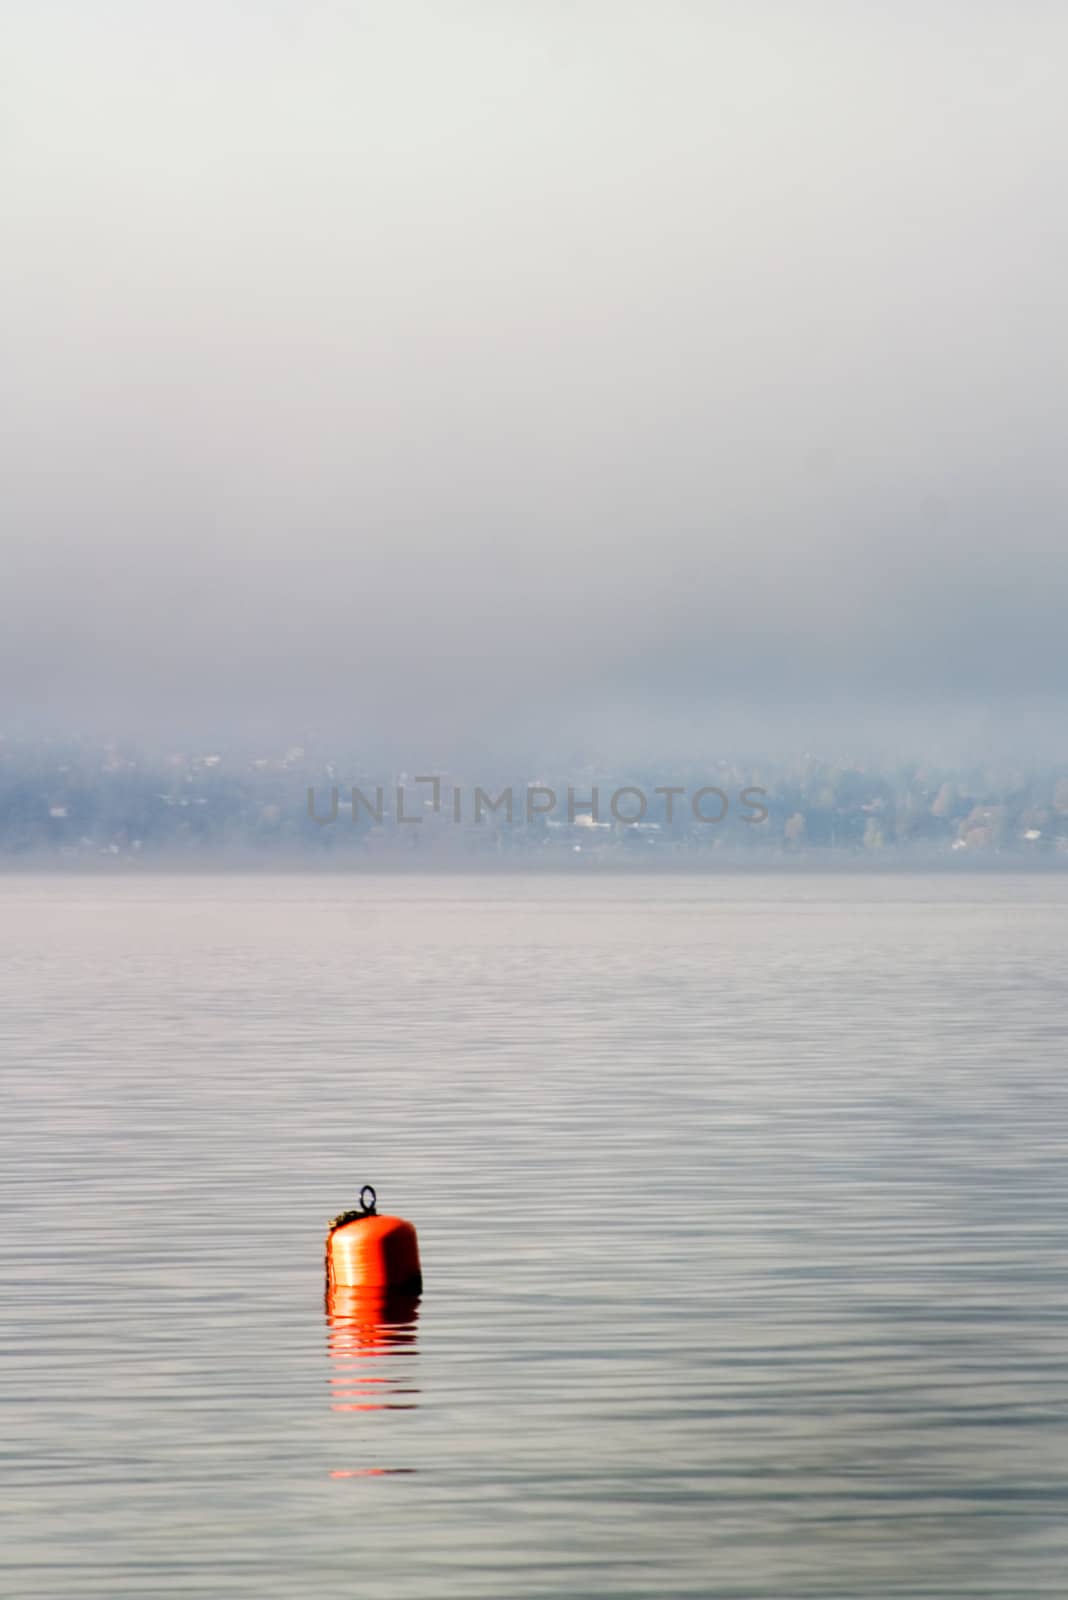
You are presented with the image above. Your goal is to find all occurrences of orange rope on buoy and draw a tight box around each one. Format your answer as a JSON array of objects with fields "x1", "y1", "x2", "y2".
[{"x1": 325, "y1": 1185, "x2": 422, "y2": 1295}]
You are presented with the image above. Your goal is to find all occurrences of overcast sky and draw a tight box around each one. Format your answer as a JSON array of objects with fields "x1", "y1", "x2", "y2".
[{"x1": 4, "y1": 2, "x2": 1067, "y2": 763}]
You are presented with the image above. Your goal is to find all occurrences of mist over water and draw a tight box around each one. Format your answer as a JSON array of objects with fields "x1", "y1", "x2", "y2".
[
  {"x1": 4, "y1": 3, "x2": 1068, "y2": 760},
  {"x1": 5, "y1": 875, "x2": 1068, "y2": 1598}
]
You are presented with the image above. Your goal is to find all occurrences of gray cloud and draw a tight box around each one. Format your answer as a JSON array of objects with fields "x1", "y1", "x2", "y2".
[{"x1": 3, "y1": 1, "x2": 1067, "y2": 760}]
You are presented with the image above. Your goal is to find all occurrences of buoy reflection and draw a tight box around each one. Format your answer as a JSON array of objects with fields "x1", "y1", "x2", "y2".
[{"x1": 325, "y1": 1284, "x2": 421, "y2": 1417}]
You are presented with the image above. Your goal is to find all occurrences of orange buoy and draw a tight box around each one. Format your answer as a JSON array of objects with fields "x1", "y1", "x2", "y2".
[{"x1": 326, "y1": 1185, "x2": 422, "y2": 1294}]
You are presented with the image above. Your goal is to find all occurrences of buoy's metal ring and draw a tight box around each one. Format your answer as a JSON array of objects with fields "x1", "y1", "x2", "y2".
[{"x1": 326, "y1": 1183, "x2": 380, "y2": 1233}]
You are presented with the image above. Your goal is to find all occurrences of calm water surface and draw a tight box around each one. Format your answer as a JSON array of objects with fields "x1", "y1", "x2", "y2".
[{"x1": 3, "y1": 874, "x2": 1068, "y2": 1597}]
